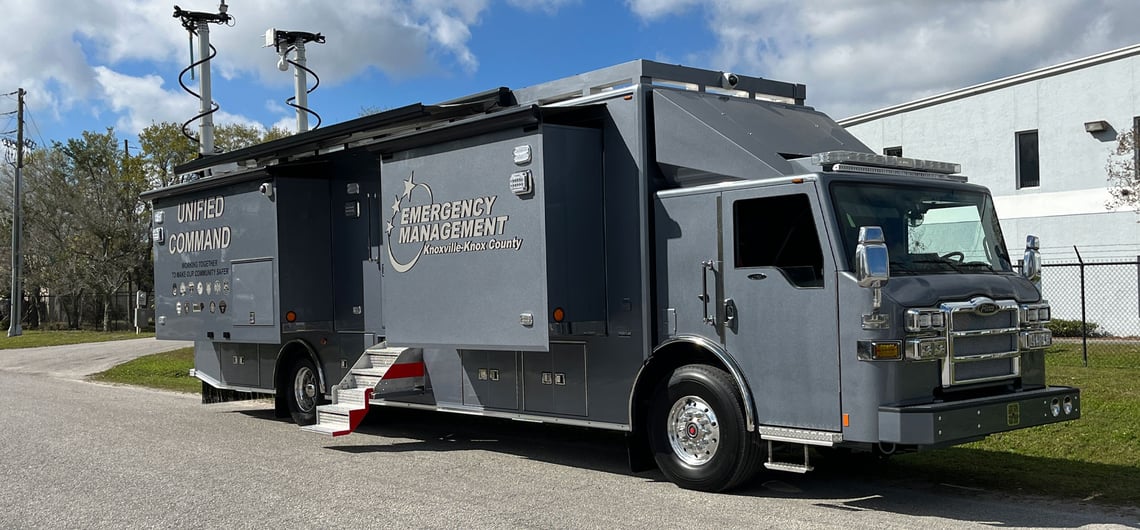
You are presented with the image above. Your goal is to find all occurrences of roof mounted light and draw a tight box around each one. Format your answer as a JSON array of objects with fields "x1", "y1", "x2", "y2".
[{"x1": 812, "y1": 150, "x2": 961, "y2": 175}]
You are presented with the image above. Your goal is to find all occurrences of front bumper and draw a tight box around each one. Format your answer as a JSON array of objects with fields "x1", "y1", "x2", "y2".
[{"x1": 878, "y1": 386, "x2": 1080, "y2": 446}]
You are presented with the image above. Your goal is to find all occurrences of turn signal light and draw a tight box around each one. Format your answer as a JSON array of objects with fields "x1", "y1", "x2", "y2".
[{"x1": 857, "y1": 340, "x2": 902, "y2": 361}]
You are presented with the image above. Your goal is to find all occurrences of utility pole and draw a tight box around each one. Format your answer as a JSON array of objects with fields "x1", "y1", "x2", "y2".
[{"x1": 8, "y1": 88, "x2": 25, "y2": 337}]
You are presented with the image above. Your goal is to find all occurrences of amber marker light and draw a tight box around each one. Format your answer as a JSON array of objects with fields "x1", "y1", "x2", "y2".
[
  {"x1": 874, "y1": 342, "x2": 900, "y2": 360},
  {"x1": 286, "y1": 310, "x2": 297, "y2": 323},
  {"x1": 553, "y1": 307, "x2": 565, "y2": 323}
]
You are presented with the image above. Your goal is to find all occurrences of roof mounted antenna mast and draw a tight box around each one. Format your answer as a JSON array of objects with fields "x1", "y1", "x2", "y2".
[
  {"x1": 266, "y1": 29, "x2": 326, "y2": 132},
  {"x1": 173, "y1": 1, "x2": 233, "y2": 157}
]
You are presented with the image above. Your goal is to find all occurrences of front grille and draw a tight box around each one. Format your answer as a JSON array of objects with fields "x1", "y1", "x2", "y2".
[{"x1": 943, "y1": 299, "x2": 1021, "y2": 386}]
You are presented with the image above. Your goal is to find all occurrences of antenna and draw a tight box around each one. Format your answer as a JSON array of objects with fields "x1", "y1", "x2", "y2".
[
  {"x1": 265, "y1": 28, "x2": 326, "y2": 133},
  {"x1": 173, "y1": 1, "x2": 233, "y2": 157}
]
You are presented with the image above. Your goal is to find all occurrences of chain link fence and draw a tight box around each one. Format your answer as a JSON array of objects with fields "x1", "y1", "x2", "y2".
[{"x1": 1037, "y1": 255, "x2": 1140, "y2": 368}]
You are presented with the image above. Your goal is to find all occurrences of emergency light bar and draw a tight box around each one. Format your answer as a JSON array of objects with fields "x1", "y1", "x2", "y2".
[{"x1": 812, "y1": 150, "x2": 961, "y2": 175}]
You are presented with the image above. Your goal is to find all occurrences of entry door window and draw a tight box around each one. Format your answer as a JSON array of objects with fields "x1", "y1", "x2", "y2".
[{"x1": 733, "y1": 194, "x2": 824, "y2": 288}]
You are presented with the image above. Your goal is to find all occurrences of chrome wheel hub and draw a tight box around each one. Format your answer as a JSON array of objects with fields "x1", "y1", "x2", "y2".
[
  {"x1": 667, "y1": 395, "x2": 720, "y2": 466},
  {"x1": 294, "y1": 366, "x2": 317, "y2": 412}
]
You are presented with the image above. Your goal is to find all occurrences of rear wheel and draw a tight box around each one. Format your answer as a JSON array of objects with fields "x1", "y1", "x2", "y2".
[
  {"x1": 649, "y1": 364, "x2": 762, "y2": 492},
  {"x1": 286, "y1": 357, "x2": 323, "y2": 425}
]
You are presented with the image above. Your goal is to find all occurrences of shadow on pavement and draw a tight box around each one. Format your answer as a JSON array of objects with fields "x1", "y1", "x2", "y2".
[{"x1": 234, "y1": 405, "x2": 1139, "y2": 528}]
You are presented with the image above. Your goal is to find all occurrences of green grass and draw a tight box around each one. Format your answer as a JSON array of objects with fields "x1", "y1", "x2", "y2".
[
  {"x1": 875, "y1": 343, "x2": 1140, "y2": 506},
  {"x1": 89, "y1": 347, "x2": 199, "y2": 393},
  {"x1": 0, "y1": 330, "x2": 155, "y2": 349}
]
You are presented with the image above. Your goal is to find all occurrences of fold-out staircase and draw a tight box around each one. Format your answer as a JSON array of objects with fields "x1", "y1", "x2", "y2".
[{"x1": 300, "y1": 343, "x2": 424, "y2": 436}]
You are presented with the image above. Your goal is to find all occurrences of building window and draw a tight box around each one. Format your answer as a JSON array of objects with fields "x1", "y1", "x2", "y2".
[
  {"x1": 1016, "y1": 130, "x2": 1039, "y2": 189},
  {"x1": 883, "y1": 146, "x2": 902, "y2": 157}
]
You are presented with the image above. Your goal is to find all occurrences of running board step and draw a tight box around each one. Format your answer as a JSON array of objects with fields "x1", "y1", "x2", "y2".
[
  {"x1": 758, "y1": 426, "x2": 842, "y2": 446},
  {"x1": 763, "y1": 442, "x2": 814, "y2": 474}
]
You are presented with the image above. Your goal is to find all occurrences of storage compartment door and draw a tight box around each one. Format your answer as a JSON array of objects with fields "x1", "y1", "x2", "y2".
[
  {"x1": 381, "y1": 129, "x2": 549, "y2": 350},
  {"x1": 231, "y1": 258, "x2": 276, "y2": 328}
]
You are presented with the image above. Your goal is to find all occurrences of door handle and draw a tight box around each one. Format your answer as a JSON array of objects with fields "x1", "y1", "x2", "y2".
[
  {"x1": 724, "y1": 298, "x2": 737, "y2": 331},
  {"x1": 747, "y1": 273, "x2": 767, "y2": 281},
  {"x1": 700, "y1": 260, "x2": 717, "y2": 326}
]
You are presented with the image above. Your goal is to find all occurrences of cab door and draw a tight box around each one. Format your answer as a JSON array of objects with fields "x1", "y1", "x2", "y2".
[{"x1": 719, "y1": 185, "x2": 841, "y2": 431}]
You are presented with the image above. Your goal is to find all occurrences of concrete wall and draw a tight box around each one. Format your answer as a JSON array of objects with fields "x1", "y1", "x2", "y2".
[{"x1": 844, "y1": 54, "x2": 1140, "y2": 263}]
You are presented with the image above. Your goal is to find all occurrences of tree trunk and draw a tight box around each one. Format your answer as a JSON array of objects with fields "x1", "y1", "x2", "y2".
[{"x1": 102, "y1": 294, "x2": 111, "y2": 332}]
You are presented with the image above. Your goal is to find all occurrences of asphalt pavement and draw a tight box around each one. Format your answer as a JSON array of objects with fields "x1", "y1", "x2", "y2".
[
  {"x1": 0, "y1": 337, "x2": 192, "y2": 379},
  {"x1": 0, "y1": 340, "x2": 1137, "y2": 528}
]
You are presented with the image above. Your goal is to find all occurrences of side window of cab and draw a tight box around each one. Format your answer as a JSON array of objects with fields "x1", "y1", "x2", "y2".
[{"x1": 733, "y1": 194, "x2": 824, "y2": 288}]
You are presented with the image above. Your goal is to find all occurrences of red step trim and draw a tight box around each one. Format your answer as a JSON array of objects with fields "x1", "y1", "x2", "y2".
[
  {"x1": 330, "y1": 388, "x2": 373, "y2": 437},
  {"x1": 383, "y1": 361, "x2": 425, "y2": 379}
]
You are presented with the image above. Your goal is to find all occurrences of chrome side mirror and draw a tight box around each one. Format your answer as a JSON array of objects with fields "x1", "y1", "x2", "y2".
[
  {"x1": 855, "y1": 226, "x2": 890, "y2": 288},
  {"x1": 1022, "y1": 235, "x2": 1041, "y2": 283}
]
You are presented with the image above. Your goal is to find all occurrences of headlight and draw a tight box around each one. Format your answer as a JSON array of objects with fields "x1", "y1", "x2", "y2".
[
  {"x1": 1063, "y1": 396, "x2": 1074, "y2": 415},
  {"x1": 1050, "y1": 398, "x2": 1061, "y2": 417},
  {"x1": 906, "y1": 309, "x2": 947, "y2": 332},
  {"x1": 1020, "y1": 302, "x2": 1051, "y2": 325},
  {"x1": 906, "y1": 338, "x2": 947, "y2": 361}
]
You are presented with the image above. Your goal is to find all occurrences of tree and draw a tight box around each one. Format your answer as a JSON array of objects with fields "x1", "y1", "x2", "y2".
[
  {"x1": 137, "y1": 122, "x2": 196, "y2": 188},
  {"x1": 1106, "y1": 127, "x2": 1138, "y2": 214},
  {"x1": 138, "y1": 122, "x2": 297, "y2": 188},
  {"x1": 22, "y1": 129, "x2": 150, "y2": 330}
]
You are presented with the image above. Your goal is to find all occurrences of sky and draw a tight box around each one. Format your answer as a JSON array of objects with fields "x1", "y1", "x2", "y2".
[{"x1": 2, "y1": 0, "x2": 1140, "y2": 153}]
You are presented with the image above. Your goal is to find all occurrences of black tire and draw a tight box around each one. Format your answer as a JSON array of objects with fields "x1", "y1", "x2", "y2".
[
  {"x1": 285, "y1": 356, "x2": 323, "y2": 426},
  {"x1": 649, "y1": 364, "x2": 763, "y2": 492}
]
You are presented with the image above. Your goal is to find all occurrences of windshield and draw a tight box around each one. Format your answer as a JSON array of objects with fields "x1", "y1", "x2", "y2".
[{"x1": 830, "y1": 182, "x2": 1013, "y2": 275}]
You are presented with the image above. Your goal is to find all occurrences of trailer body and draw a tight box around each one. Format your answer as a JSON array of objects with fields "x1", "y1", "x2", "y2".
[{"x1": 144, "y1": 60, "x2": 1078, "y2": 491}]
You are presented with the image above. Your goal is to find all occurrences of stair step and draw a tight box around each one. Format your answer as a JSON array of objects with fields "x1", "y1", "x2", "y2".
[
  {"x1": 318, "y1": 403, "x2": 362, "y2": 415},
  {"x1": 355, "y1": 374, "x2": 382, "y2": 388},
  {"x1": 300, "y1": 423, "x2": 347, "y2": 436},
  {"x1": 336, "y1": 388, "x2": 368, "y2": 407},
  {"x1": 764, "y1": 461, "x2": 813, "y2": 474},
  {"x1": 316, "y1": 409, "x2": 349, "y2": 428},
  {"x1": 352, "y1": 367, "x2": 389, "y2": 378},
  {"x1": 364, "y1": 345, "x2": 407, "y2": 355},
  {"x1": 367, "y1": 353, "x2": 398, "y2": 369}
]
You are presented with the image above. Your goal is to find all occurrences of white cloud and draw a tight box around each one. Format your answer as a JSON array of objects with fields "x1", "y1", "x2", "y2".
[
  {"x1": 92, "y1": 66, "x2": 261, "y2": 136},
  {"x1": 0, "y1": 0, "x2": 503, "y2": 137},
  {"x1": 627, "y1": 0, "x2": 1140, "y2": 119}
]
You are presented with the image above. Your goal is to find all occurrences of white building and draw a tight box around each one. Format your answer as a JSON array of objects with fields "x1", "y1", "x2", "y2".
[{"x1": 840, "y1": 45, "x2": 1140, "y2": 336}]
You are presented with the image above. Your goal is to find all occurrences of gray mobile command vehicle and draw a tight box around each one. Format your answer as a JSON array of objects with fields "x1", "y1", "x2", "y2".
[{"x1": 143, "y1": 60, "x2": 1078, "y2": 492}]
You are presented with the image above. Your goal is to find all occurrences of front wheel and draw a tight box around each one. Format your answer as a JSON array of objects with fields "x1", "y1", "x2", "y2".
[
  {"x1": 286, "y1": 357, "x2": 323, "y2": 425},
  {"x1": 649, "y1": 364, "x2": 763, "y2": 492}
]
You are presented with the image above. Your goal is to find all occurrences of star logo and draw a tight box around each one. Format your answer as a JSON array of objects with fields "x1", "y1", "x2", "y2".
[{"x1": 387, "y1": 171, "x2": 433, "y2": 273}]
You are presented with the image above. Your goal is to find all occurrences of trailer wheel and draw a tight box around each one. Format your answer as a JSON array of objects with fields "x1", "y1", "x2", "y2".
[
  {"x1": 649, "y1": 364, "x2": 761, "y2": 492},
  {"x1": 286, "y1": 357, "x2": 322, "y2": 425}
]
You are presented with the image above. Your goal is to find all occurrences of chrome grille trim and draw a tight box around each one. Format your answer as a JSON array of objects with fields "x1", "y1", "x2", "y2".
[{"x1": 940, "y1": 298, "x2": 1022, "y2": 386}]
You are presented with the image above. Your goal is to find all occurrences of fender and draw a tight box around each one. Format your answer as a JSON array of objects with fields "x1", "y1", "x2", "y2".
[
  {"x1": 631, "y1": 334, "x2": 757, "y2": 432},
  {"x1": 274, "y1": 338, "x2": 328, "y2": 395}
]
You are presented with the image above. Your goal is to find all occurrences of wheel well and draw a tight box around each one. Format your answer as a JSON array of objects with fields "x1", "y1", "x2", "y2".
[
  {"x1": 630, "y1": 340, "x2": 739, "y2": 433},
  {"x1": 273, "y1": 340, "x2": 324, "y2": 418}
]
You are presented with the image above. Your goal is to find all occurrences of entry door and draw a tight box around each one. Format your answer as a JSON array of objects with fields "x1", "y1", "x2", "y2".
[{"x1": 719, "y1": 187, "x2": 841, "y2": 431}]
